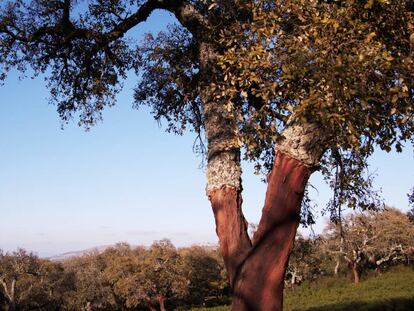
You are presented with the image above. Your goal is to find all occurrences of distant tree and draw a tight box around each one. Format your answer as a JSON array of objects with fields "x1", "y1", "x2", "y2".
[
  {"x1": 103, "y1": 240, "x2": 188, "y2": 311},
  {"x1": 1, "y1": 1, "x2": 413, "y2": 309},
  {"x1": 101, "y1": 243, "x2": 141, "y2": 309},
  {"x1": 0, "y1": 249, "x2": 39, "y2": 311},
  {"x1": 135, "y1": 240, "x2": 188, "y2": 311},
  {"x1": 16, "y1": 259, "x2": 74, "y2": 310},
  {"x1": 64, "y1": 252, "x2": 117, "y2": 310},
  {"x1": 286, "y1": 235, "x2": 326, "y2": 285},
  {"x1": 369, "y1": 208, "x2": 414, "y2": 268},
  {"x1": 323, "y1": 208, "x2": 414, "y2": 284},
  {"x1": 180, "y1": 246, "x2": 228, "y2": 307},
  {"x1": 324, "y1": 213, "x2": 378, "y2": 284}
]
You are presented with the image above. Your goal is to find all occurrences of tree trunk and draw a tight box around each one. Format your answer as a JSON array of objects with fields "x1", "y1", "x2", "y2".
[
  {"x1": 199, "y1": 36, "x2": 326, "y2": 309},
  {"x1": 203, "y1": 108, "x2": 325, "y2": 310},
  {"x1": 209, "y1": 187, "x2": 251, "y2": 285},
  {"x1": 157, "y1": 295, "x2": 166, "y2": 311},
  {"x1": 350, "y1": 262, "x2": 359, "y2": 284},
  {"x1": 334, "y1": 260, "x2": 340, "y2": 276},
  {"x1": 200, "y1": 40, "x2": 252, "y2": 287},
  {"x1": 291, "y1": 269, "x2": 298, "y2": 285},
  {"x1": 230, "y1": 152, "x2": 311, "y2": 311},
  {"x1": 1, "y1": 279, "x2": 16, "y2": 311}
]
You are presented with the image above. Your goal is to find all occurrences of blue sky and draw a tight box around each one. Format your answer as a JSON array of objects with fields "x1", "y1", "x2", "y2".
[{"x1": 0, "y1": 10, "x2": 413, "y2": 257}]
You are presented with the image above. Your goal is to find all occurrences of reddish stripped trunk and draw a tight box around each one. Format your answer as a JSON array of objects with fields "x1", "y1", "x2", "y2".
[
  {"x1": 209, "y1": 152, "x2": 310, "y2": 311},
  {"x1": 209, "y1": 187, "x2": 251, "y2": 286}
]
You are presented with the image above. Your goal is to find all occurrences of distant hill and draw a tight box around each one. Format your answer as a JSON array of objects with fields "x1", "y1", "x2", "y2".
[
  {"x1": 48, "y1": 242, "x2": 219, "y2": 261},
  {"x1": 48, "y1": 245, "x2": 111, "y2": 261}
]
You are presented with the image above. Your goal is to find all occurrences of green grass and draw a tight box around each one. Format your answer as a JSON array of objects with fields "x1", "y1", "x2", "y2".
[{"x1": 191, "y1": 266, "x2": 414, "y2": 311}]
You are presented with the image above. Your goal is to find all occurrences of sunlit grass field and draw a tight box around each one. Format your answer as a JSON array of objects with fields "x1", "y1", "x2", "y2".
[{"x1": 191, "y1": 266, "x2": 414, "y2": 311}]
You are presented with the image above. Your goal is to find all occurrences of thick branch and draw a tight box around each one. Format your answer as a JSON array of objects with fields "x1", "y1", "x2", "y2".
[
  {"x1": 2, "y1": 0, "x2": 209, "y2": 49},
  {"x1": 105, "y1": 0, "x2": 209, "y2": 40}
]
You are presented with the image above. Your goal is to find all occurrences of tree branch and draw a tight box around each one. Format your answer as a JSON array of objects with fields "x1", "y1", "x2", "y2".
[
  {"x1": 103, "y1": 0, "x2": 209, "y2": 41},
  {"x1": 2, "y1": 0, "x2": 209, "y2": 49},
  {"x1": 0, "y1": 277, "x2": 13, "y2": 303}
]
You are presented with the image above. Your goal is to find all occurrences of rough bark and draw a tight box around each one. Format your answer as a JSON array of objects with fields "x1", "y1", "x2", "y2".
[
  {"x1": 200, "y1": 41, "x2": 242, "y2": 193},
  {"x1": 231, "y1": 152, "x2": 311, "y2": 311},
  {"x1": 200, "y1": 40, "x2": 252, "y2": 286},
  {"x1": 277, "y1": 120, "x2": 328, "y2": 169}
]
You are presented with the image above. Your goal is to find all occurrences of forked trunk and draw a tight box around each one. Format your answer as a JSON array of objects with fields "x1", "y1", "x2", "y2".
[
  {"x1": 201, "y1": 40, "x2": 251, "y2": 288},
  {"x1": 1, "y1": 279, "x2": 16, "y2": 311},
  {"x1": 231, "y1": 152, "x2": 310, "y2": 311},
  {"x1": 200, "y1": 38, "x2": 326, "y2": 309},
  {"x1": 204, "y1": 114, "x2": 324, "y2": 310}
]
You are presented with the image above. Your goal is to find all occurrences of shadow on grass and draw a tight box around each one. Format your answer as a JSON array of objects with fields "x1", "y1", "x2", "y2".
[{"x1": 303, "y1": 297, "x2": 414, "y2": 311}]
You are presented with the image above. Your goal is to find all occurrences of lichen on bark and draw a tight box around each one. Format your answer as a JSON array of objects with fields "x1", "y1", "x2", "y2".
[
  {"x1": 277, "y1": 121, "x2": 329, "y2": 169},
  {"x1": 203, "y1": 98, "x2": 241, "y2": 192},
  {"x1": 206, "y1": 150, "x2": 241, "y2": 192},
  {"x1": 200, "y1": 41, "x2": 242, "y2": 193}
]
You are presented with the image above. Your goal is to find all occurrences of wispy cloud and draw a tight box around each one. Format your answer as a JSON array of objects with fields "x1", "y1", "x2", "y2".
[
  {"x1": 125, "y1": 230, "x2": 191, "y2": 237},
  {"x1": 126, "y1": 230, "x2": 160, "y2": 236}
]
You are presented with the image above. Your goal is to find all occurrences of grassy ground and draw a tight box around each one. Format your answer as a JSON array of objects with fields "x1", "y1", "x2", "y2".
[{"x1": 191, "y1": 266, "x2": 414, "y2": 311}]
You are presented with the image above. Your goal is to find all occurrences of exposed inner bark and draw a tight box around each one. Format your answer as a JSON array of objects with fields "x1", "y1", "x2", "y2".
[
  {"x1": 201, "y1": 67, "x2": 327, "y2": 307},
  {"x1": 201, "y1": 38, "x2": 253, "y2": 289},
  {"x1": 209, "y1": 187, "x2": 251, "y2": 286},
  {"x1": 231, "y1": 152, "x2": 311, "y2": 311},
  {"x1": 199, "y1": 28, "x2": 328, "y2": 309}
]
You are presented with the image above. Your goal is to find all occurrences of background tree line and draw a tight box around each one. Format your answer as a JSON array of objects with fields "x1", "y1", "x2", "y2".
[{"x1": 1, "y1": 207, "x2": 413, "y2": 311}]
